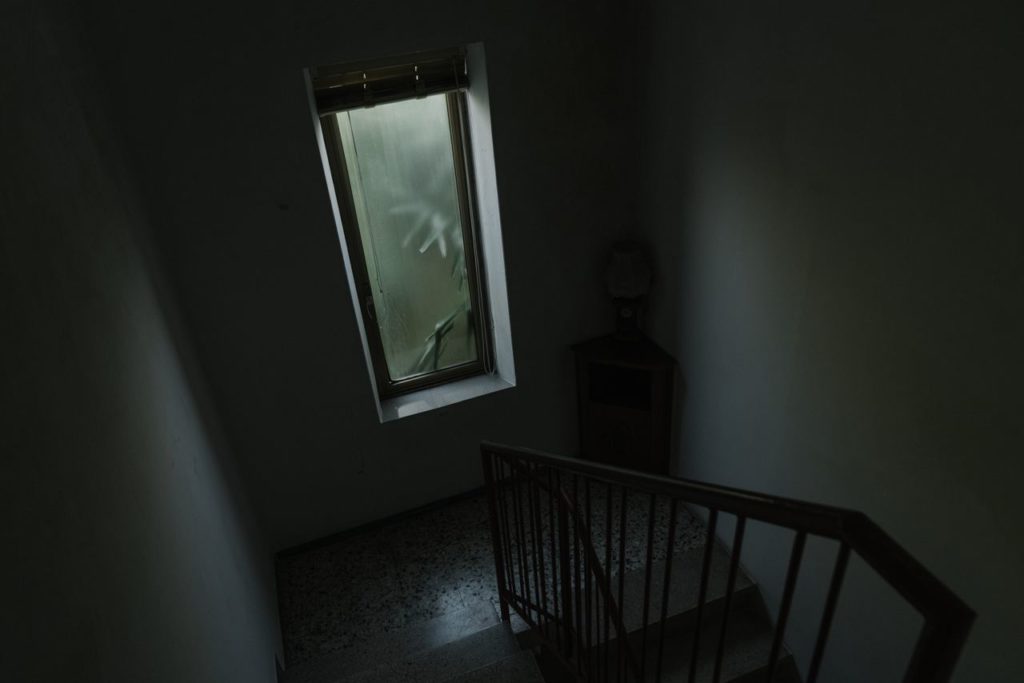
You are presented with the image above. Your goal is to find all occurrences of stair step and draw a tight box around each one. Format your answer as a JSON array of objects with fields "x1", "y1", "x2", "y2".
[
  {"x1": 617, "y1": 541, "x2": 756, "y2": 634},
  {"x1": 524, "y1": 542, "x2": 791, "y2": 683},
  {"x1": 730, "y1": 657, "x2": 801, "y2": 683},
  {"x1": 649, "y1": 602, "x2": 798, "y2": 683},
  {"x1": 449, "y1": 651, "x2": 545, "y2": 682},
  {"x1": 283, "y1": 599, "x2": 501, "y2": 683},
  {"x1": 340, "y1": 623, "x2": 522, "y2": 682},
  {"x1": 567, "y1": 540, "x2": 755, "y2": 650}
]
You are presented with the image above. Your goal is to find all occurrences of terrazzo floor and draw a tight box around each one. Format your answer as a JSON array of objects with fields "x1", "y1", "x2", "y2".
[{"x1": 277, "y1": 490, "x2": 706, "y2": 667}]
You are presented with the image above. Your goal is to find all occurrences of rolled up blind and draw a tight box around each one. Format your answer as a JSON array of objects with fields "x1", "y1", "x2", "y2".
[{"x1": 312, "y1": 47, "x2": 468, "y2": 115}]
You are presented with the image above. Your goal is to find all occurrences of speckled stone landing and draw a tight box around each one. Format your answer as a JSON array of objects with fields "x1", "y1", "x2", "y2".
[
  {"x1": 276, "y1": 490, "x2": 706, "y2": 667},
  {"x1": 277, "y1": 494, "x2": 499, "y2": 666}
]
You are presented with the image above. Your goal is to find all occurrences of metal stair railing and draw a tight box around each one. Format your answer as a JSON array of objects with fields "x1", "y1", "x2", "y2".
[{"x1": 482, "y1": 442, "x2": 974, "y2": 683}]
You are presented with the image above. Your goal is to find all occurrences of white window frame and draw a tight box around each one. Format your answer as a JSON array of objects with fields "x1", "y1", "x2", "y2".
[{"x1": 306, "y1": 43, "x2": 515, "y2": 421}]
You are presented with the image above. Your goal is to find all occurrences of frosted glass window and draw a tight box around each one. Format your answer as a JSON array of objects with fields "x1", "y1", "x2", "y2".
[{"x1": 331, "y1": 93, "x2": 484, "y2": 388}]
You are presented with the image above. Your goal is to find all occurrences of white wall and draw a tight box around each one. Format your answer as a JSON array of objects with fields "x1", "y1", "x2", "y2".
[
  {"x1": 636, "y1": 1, "x2": 1023, "y2": 680},
  {"x1": 0, "y1": 3, "x2": 282, "y2": 680},
  {"x1": 75, "y1": 0, "x2": 641, "y2": 549}
]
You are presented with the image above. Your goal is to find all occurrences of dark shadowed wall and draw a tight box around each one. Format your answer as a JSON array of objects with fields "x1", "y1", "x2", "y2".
[
  {"x1": 635, "y1": 1, "x2": 1023, "y2": 680},
  {"x1": 76, "y1": 0, "x2": 640, "y2": 549},
  {"x1": 0, "y1": 3, "x2": 282, "y2": 680}
]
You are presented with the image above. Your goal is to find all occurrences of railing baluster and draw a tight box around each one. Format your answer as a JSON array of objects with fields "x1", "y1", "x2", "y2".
[
  {"x1": 511, "y1": 461, "x2": 532, "y2": 617},
  {"x1": 496, "y1": 459, "x2": 517, "y2": 617},
  {"x1": 655, "y1": 498, "x2": 679, "y2": 681},
  {"x1": 547, "y1": 467, "x2": 562, "y2": 650},
  {"x1": 605, "y1": 482, "x2": 614, "y2": 683},
  {"x1": 556, "y1": 470, "x2": 575, "y2": 660},
  {"x1": 765, "y1": 531, "x2": 807, "y2": 682},
  {"x1": 589, "y1": 481, "x2": 598, "y2": 679},
  {"x1": 807, "y1": 542, "x2": 850, "y2": 683},
  {"x1": 592, "y1": 526, "x2": 601, "y2": 678},
  {"x1": 595, "y1": 570, "x2": 603, "y2": 681},
  {"x1": 585, "y1": 479, "x2": 594, "y2": 670},
  {"x1": 712, "y1": 516, "x2": 747, "y2": 683},
  {"x1": 618, "y1": 486, "x2": 628, "y2": 683},
  {"x1": 483, "y1": 453, "x2": 511, "y2": 621},
  {"x1": 639, "y1": 493, "x2": 658, "y2": 681},
  {"x1": 573, "y1": 474, "x2": 584, "y2": 677},
  {"x1": 528, "y1": 463, "x2": 546, "y2": 632},
  {"x1": 542, "y1": 477, "x2": 552, "y2": 636},
  {"x1": 689, "y1": 509, "x2": 719, "y2": 683},
  {"x1": 503, "y1": 462, "x2": 518, "y2": 608},
  {"x1": 503, "y1": 461, "x2": 522, "y2": 606},
  {"x1": 521, "y1": 463, "x2": 534, "y2": 625},
  {"x1": 532, "y1": 468, "x2": 544, "y2": 629}
]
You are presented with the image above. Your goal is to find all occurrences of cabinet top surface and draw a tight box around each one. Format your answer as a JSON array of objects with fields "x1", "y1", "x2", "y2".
[{"x1": 572, "y1": 334, "x2": 677, "y2": 368}]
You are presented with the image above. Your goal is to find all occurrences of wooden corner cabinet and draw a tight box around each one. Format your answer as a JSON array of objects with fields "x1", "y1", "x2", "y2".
[{"x1": 572, "y1": 334, "x2": 677, "y2": 475}]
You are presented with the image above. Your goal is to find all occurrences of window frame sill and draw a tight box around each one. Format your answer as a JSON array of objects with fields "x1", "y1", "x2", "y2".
[{"x1": 379, "y1": 370, "x2": 515, "y2": 422}]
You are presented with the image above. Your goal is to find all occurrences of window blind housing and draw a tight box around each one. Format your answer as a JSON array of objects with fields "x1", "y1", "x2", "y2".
[{"x1": 312, "y1": 48, "x2": 468, "y2": 115}]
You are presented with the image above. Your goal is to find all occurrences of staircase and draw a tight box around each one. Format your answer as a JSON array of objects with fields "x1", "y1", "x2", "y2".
[
  {"x1": 521, "y1": 541, "x2": 803, "y2": 683},
  {"x1": 481, "y1": 442, "x2": 974, "y2": 683},
  {"x1": 279, "y1": 441, "x2": 973, "y2": 682},
  {"x1": 280, "y1": 542, "x2": 796, "y2": 683},
  {"x1": 607, "y1": 544, "x2": 802, "y2": 683}
]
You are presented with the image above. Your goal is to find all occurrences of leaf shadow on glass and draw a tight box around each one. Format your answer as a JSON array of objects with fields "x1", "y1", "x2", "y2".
[
  {"x1": 338, "y1": 93, "x2": 478, "y2": 383},
  {"x1": 388, "y1": 154, "x2": 474, "y2": 376}
]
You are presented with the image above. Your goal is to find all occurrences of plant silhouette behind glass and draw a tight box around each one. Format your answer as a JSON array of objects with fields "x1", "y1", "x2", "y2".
[{"x1": 388, "y1": 154, "x2": 474, "y2": 376}]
